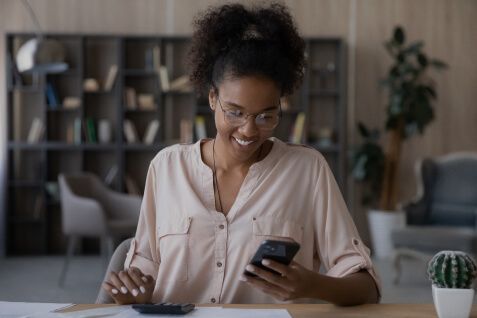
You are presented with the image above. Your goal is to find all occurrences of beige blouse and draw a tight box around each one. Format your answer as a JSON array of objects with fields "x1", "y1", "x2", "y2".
[{"x1": 124, "y1": 137, "x2": 381, "y2": 304}]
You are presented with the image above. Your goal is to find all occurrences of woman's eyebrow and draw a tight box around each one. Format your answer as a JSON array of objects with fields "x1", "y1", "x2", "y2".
[{"x1": 222, "y1": 100, "x2": 280, "y2": 112}]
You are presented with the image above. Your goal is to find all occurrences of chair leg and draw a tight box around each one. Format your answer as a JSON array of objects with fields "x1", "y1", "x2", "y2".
[
  {"x1": 100, "y1": 236, "x2": 115, "y2": 271},
  {"x1": 392, "y1": 250, "x2": 402, "y2": 285},
  {"x1": 58, "y1": 236, "x2": 78, "y2": 287}
]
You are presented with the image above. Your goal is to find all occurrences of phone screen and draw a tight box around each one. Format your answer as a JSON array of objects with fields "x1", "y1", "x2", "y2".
[{"x1": 244, "y1": 239, "x2": 300, "y2": 277}]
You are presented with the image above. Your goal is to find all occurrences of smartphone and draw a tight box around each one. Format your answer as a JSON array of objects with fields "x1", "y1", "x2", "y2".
[{"x1": 244, "y1": 239, "x2": 300, "y2": 277}]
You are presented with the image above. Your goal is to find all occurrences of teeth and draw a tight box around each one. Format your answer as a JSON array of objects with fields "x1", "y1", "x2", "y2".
[{"x1": 234, "y1": 137, "x2": 254, "y2": 146}]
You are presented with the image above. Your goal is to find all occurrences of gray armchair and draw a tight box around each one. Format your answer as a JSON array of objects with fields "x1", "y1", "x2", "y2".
[
  {"x1": 96, "y1": 238, "x2": 133, "y2": 304},
  {"x1": 58, "y1": 173, "x2": 141, "y2": 286},
  {"x1": 391, "y1": 153, "x2": 477, "y2": 284}
]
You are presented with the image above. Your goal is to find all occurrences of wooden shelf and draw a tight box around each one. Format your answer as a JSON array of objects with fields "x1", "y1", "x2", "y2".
[{"x1": 123, "y1": 69, "x2": 157, "y2": 76}]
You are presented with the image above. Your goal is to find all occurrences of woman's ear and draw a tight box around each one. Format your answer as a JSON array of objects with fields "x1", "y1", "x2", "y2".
[{"x1": 208, "y1": 88, "x2": 216, "y2": 111}]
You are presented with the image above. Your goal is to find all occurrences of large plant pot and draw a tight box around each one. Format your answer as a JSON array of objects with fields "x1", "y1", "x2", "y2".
[
  {"x1": 432, "y1": 285, "x2": 474, "y2": 318},
  {"x1": 367, "y1": 209, "x2": 406, "y2": 259}
]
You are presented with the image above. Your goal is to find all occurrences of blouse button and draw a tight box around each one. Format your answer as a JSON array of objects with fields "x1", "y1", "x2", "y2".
[
  {"x1": 219, "y1": 224, "x2": 225, "y2": 230},
  {"x1": 211, "y1": 298, "x2": 216, "y2": 303},
  {"x1": 353, "y1": 238, "x2": 359, "y2": 245},
  {"x1": 217, "y1": 262, "x2": 223, "y2": 267}
]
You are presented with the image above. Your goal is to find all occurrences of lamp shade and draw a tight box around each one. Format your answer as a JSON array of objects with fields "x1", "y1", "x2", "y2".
[{"x1": 16, "y1": 38, "x2": 68, "y2": 73}]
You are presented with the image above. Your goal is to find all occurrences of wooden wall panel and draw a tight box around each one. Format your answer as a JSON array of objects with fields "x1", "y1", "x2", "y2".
[
  {"x1": 1, "y1": 0, "x2": 476, "y2": 250},
  {"x1": 352, "y1": 0, "x2": 477, "y2": 240}
]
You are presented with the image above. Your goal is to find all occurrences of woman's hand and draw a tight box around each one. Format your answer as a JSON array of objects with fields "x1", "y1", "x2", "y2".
[
  {"x1": 240, "y1": 260, "x2": 318, "y2": 301},
  {"x1": 102, "y1": 266, "x2": 155, "y2": 305}
]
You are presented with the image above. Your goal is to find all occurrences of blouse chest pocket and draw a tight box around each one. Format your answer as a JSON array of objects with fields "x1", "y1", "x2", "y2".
[
  {"x1": 251, "y1": 217, "x2": 304, "y2": 259},
  {"x1": 157, "y1": 217, "x2": 191, "y2": 282}
]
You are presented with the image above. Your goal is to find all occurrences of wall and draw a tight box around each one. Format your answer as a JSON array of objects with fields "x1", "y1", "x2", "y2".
[{"x1": 1, "y1": 0, "x2": 476, "y2": 254}]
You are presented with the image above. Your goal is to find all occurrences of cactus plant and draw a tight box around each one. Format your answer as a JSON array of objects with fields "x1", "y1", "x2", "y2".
[{"x1": 428, "y1": 251, "x2": 477, "y2": 289}]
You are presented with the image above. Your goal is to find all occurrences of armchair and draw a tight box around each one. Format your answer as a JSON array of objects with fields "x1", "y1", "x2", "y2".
[
  {"x1": 391, "y1": 153, "x2": 477, "y2": 284},
  {"x1": 58, "y1": 173, "x2": 141, "y2": 286}
]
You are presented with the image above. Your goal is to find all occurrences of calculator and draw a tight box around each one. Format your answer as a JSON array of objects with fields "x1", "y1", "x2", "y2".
[{"x1": 132, "y1": 303, "x2": 195, "y2": 315}]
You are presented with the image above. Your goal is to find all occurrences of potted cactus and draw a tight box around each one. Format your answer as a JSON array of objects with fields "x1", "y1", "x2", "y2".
[{"x1": 428, "y1": 251, "x2": 477, "y2": 318}]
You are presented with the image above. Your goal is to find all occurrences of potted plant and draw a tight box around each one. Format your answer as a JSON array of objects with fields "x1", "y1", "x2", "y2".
[
  {"x1": 352, "y1": 25, "x2": 447, "y2": 258},
  {"x1": 428, "y1": 251, "x2": 477, "y2": 318}
]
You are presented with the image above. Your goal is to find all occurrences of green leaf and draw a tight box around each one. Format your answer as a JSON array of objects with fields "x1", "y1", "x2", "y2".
[
  {"x1": 393, "y1": 26, "x2": 405, "y2": 45},
  {"x1": 421, "y1": 85, "x2": 436, "y2": 98},
  {"x1": 357, "y1": 122, "x2": 370, "y2": 138},
  {"x1": 390, "y1": 94, "x2": 403, "y2": 115},
  {"x1": 404, "y1": 41, "x2": 424, "y2": 54},
  {"x1": 418, "y1": 53, "x2": 428, "y2": 67},
  {"x1": 397, "y1": 52, "x2": 405, "y2": 63},
  {"x1": 430, "y1": 59, "x2": 448, "y2": 69}
]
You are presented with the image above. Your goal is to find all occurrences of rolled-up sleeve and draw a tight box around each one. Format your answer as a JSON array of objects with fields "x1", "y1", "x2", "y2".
[
  {"x1": 313, "y1": 157, "x2": 382, "y2": 300},
  {"x1": 124, "y1": 163, "x2": 160, "y2": 279}
]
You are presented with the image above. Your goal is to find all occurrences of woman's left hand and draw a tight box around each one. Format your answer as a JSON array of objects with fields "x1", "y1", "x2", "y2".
[{"x1": 240, "y1": 259, "x2": 318, "y2": 301}]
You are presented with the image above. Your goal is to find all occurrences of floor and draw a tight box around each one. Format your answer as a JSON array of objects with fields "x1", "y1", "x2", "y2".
[{"x1": 0, "y1": 255, "x2": 443, "y2": 304}]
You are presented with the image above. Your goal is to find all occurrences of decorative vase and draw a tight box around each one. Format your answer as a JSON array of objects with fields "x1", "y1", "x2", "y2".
[
  {"x1": 367, "y1": 209, "x2": 406, "y2": 259},
  {"x1": 432, "y1": 284, "x2": 474, "y2": 318}
]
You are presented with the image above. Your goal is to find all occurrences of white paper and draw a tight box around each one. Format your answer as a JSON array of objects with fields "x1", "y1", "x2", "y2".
[
  {"x1": 0, "y1": 302, "x2": 72, "y2": 317},
  {"x1": 114, "y1": 307, "x2": 291, "y2": 318}
]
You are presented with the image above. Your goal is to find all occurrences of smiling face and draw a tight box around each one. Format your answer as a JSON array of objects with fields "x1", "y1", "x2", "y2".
[{"x1": 209, "y1": 75, "x2": 281, "y2": 164}]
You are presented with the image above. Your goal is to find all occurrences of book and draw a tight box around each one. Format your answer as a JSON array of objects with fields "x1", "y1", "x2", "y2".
[
  {"x1": 27, "y1": 118, "x2": 44, "y2": 143},
  {"x1": 170, "y1": 75, "x2": 192, "y2": 92},
  {"x1": 124, "y1": 87, "x2": 137, "y2": 110},
  {"x1": 32, "y1": 194, "x2": 44, "y2": 220},
  {"x1": 124, "y1": 119, "x2": 139, "y2": 143},
  {"x1": 194, "y1": 116, "x2": 207, "y2": 140},
  {"x1": 73, "y1": 118, "x2": 82, "y2": 144},
  {"x1": 143, "y1": 120, "x2": 160, "y2": 145},
  {"x1": 158, "y1": 66, "x2": 170, "y2": 92},
  {"x1": 104, "y1": 64, "x2": 118, "y2": 91},
  {"x1": 45, "y1": 83, "x2": 59, "y2": 109},
  {"x1": 152, "y1": 44, "x2": 161, "y2": 69},
  {"x1": 104, "y1": 165, "x2": 119, "y2": 187},
  {"x1": 85, "y1": 118, "x2": 97, "y2": 143},
  {"x1": 289, "y1": 112, "x2": 306, "y2": 144},
  {"x1": 66, "y1": 124, "x2": 74, "y2": 144},
  {"x1": 180, "y1": 119, "x2": 193, "y2": 144},
  {"x1": 138, "y1": 94, "x2": 155, "y2": 110},
  {"x1": 125, "y1": 174, "x2": 141, "y2": 195}
]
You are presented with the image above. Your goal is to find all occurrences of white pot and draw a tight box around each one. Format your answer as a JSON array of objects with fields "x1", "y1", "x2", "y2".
[
  {"x1": 432, "y1": 285, "x2": 474, "y2": 318},
  {"x1": 367, "y1": 209, "x2": 406, "y2": 259}
]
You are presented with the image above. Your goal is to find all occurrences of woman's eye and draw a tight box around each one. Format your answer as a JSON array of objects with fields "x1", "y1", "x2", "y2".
[
  {"x1": 258, "y1": 113, "x2": 273, "y2": 120},
  {"x1": 228, "y1": 110, "x2": 243, "y2": 117}
]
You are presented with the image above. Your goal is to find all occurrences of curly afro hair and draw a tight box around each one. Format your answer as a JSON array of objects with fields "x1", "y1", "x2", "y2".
[{"x1": 188, "y1": 2, "x2": 306, "y2": 96}]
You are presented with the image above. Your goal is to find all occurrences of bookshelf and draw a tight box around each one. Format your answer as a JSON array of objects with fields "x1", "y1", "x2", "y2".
[{"x1": 5, "y1": 34, "x2": 346, "y2": 255}]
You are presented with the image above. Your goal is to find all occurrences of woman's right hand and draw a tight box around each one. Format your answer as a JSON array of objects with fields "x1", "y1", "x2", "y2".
[{"x1": 102, "y1": 266, "x2": 155, "y2": 304}]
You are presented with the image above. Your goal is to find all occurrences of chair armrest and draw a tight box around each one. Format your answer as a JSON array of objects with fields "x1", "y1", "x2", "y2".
[{"x1": 62, "y1": 195, "x2": 108, "y2": 236}]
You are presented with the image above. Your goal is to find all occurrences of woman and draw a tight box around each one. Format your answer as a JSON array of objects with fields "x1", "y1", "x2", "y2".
[{"x1": 102, "y1": 3, "x2": 381, "y2": 305}]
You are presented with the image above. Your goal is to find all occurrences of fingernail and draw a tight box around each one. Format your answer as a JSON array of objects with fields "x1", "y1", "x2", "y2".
[
  {"x1": 132, "y1": 289, "x2": 139, "y2": 297},
  {"x1": 140, "y1": 286, "x2": 146, "y2": 294},
  {"x1": 112, "y1": 288, "x2": 118, "y2": 295},
  {"x1": 121, "y1": 286, "x2": 128, "y2": 294},
  {"x1": 262, "y1": 259, "x2": 271, "y2": 266},
  {"x1": 141, "y1": 276, "x2": 148, "y2": 283},
  {"x1": 246, "y1": 265, "x2": 255, "y2": 272}
]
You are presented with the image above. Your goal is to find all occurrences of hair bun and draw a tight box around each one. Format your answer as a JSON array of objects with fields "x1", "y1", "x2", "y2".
[{"x1": 241, "y1": 25, "x2": 263, "y2": 41}]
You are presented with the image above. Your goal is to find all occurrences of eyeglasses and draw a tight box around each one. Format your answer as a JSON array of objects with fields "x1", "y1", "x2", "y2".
[{"x1": 215, "y1": 93, "x2": 281, "y2": 131}]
